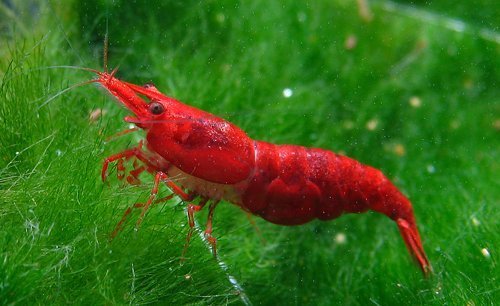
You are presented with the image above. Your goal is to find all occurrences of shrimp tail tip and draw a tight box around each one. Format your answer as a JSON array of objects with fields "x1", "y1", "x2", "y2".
[{"x1": 396, "y1": 218, "x2": 432, "y2": 277}]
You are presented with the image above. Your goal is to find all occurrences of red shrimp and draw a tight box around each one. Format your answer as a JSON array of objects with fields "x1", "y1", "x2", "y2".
[{"x1": 96, "y1": 70, "x2": 431, "y2": 276}]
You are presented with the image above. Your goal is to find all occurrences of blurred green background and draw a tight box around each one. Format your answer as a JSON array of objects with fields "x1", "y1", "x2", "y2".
[{"x1": 0, "y1": 0, "x2": 498, "y2": 305}]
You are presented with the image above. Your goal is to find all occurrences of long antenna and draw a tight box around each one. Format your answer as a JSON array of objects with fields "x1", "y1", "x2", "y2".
[
  {"x1": 103, "y1": 4, "x2": 110, "y2": 73},
  {"x1": 104, "y1": 32, "x2": 109, "y2": 73},
  {"x1": 37, "y1": 79, "x2": 98, "y2": 109}
]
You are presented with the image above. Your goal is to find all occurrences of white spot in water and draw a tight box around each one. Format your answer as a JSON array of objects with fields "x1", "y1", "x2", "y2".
[
  {"x1": 448, "y1": 20, "x2": 466, "y2": 32},
  {"x1": 366, "y1": 119, "x2": 378, "y2": 131},
  {"x1": 433, "y1": 283, "x2": 443, "y2": 296},
  {"x1": 481, "y1": 248, "x2": 490, "y2": 258},
  {"x1": 409, "y1": 96, "x2": 422, "y2": 108},
  {"x1": 343, "y1": 120, "x2": 354, "y2": 130},
  {"x1": 297, "y1": 12, "x2": 306, "y2": 22},
  {"x1": 334, "y1": 233, "x2": 346, "y2": 244},
  {"x1": 128, "y1": 124, "x2": 135, "y2": 129},
  {"x1": 15, "y1": 151, "x2": 20, "y2": 156},
  {"x1": 471, "y1": 217, "x2": 480, "y2": 226},
  {"x1": 55, "y1": 149, "x2": 63, "y2": 156},
  {"x1": 450, "y1": 120, "x2": 461, "y2": 129},
  {"x1": 344, "y1": 35, "x2": 357, "y2": 50},
  {"x1": 282, "y1": 88, "x2": 293, "y2": 98},
  {"x1": 215, "y1": 13, "x2": 225, "y2": 23},
  {"x1": 426, "y1": 165, "x2": 436, "y2": 173}
]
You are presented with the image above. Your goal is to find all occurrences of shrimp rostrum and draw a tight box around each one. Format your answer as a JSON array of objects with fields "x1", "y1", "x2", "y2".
[{"x1": 95, "y1": 70, "x2": 431, "y2": 276}]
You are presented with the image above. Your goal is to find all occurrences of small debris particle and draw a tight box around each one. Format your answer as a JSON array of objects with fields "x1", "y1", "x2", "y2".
[
  {"x1": 184, "y1": 274, "x2": 192, "y2": 280},
  {"x1": 221, "y1": 63, "x2": 231, "y2": 73},
  {"x1": 426, "y1": 165, "x2": 436, "y2": 173},
  {"x1": 282, "y1": 88, "x2": 293, "y2": 98},
  {"x1": 343, "y1": 120, "x2": 354, "y2": 130},
  {"x1": 89, "y1": 109, "x2": 106, "y2": 122},
  {"x1": 393, "y1": 144, "x2": 406, "y2": 156},
  {"x1": 297, "y1": 12, "x2": 306, "y2": 23},
  {"x1": 215, "y1": 13, "x2": 225, "y2": 23},
  {"x1": 481, "y1": 248, "x2": 490, "y2": 258},
  {"x1": 409, "y1": 96, "x2": 422, "y2": 108},
  {"x1": 450, "y1": 120, "x2": 461, "y2": 129},
  {"x1": 357, "y1": 0, "x2": 373, "y2": 22},
  {"x1": 345, "y1": 35, "x2": 357, "y2": 50},
  {"x1": 334, "y1": 233, "x2": 346, "y2": 244},
  {"x1": 463, "y1": 78, "x2": 474, "y2": 89},
  {"x1": 366, "y1": 119, "x2": 379, "y2": 131},
  {"x1": 416, "y1": 39, "x2": 428, "y2": 51},
  {"x1": 493, "y1": 119, "x2": 500, "y2": 131}
]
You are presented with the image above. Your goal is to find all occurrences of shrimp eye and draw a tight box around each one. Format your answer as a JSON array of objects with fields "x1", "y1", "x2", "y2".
[{"x1": 149, "y1": 102, "x2": 164, "y2": 115}]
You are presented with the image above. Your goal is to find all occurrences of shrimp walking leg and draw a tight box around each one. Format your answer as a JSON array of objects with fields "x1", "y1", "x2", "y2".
[
  {"x1": 204, "y1": 201, "x2": 219, "y2": 257},
  {"x1": 108, "y1": 166, "x2": 195, "y2": 238},
  {"x1": 182, "y1": 198, "x2": 209, "y2": 259},
  {"x1": 109, "y1": 193, "x2": 176, "y2": 240},
  {"x1": 101, "y1": 141, "x2": 153, "y2": 182}
]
